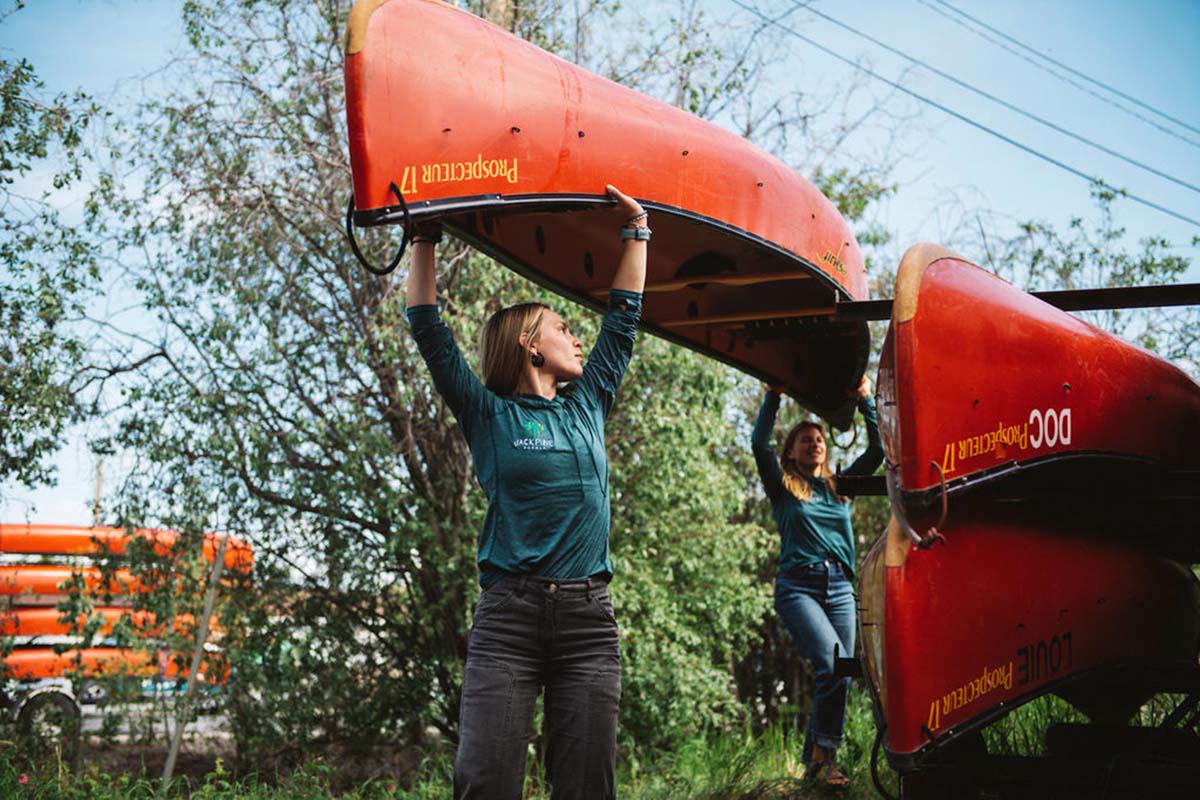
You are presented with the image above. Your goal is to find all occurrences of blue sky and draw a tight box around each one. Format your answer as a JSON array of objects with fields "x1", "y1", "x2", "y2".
[{"x1": 3, "y1": 0, "x2": 1198, "y2": 524}]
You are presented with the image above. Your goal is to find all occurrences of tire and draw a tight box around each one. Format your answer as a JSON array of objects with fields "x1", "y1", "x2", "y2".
[{"x1": 17, "y1": 691, "x2": 81, "y2": 767}]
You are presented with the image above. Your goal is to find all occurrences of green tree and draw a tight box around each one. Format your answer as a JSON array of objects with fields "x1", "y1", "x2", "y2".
[{"x1": 0, "y1": 15, "x2": 101, "y2": 497}]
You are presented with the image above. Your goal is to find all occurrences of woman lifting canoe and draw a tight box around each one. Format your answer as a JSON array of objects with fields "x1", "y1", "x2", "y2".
[
  {"x1": 406, "y1": 185, "x2": 647, "y2": 799},
  {"x1": 752, "y1": 377, "x2": 883, "y2": 790}
]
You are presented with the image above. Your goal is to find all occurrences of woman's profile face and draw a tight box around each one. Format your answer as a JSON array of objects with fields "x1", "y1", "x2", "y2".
[
  {"x1": 788, "y1": 426, "x2": 826, "y2": 471},
  {"x1": 531, "y1": 309, "x2": 584, "y2": 381}
]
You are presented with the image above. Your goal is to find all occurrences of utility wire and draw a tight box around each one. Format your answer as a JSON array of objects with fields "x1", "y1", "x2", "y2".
[
  {"x1": 800, "y1": 2, "x2": 1200, "y2": 196},
  {"x1": 916, "y1": 0, "x2": 1200, "y2": 150},
  {"x1": 728, "y1": 0, "x2": 1200, "y2": 229},
  {"x1": 930, "y1": 0, "x2": 1200, "y2": 138}
]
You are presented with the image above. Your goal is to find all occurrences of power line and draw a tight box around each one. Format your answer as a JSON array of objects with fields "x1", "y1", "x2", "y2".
[
  {"x1": 800, "y1": 2, "x2": 1200, "y2": 196},
  {"x1": 930, "y1": 0, "x2": 1200, "y2": 138},
  {"x1": 728, "y1": 0, "x2": 1200, "y2": 229},
  {"x1": 916, "y1": 0, "x2": 1200, "y2": 150}
]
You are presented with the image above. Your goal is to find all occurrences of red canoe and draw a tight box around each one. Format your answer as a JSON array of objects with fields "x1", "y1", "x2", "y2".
[
  {"x1": 0, "y1": 523, "x2": 253, "y2": 572},
  {"x1": 858, "y1": 506, "x2": 1200, "y2": 766},
  {"x1": 344, "y1": 0, "x2": 870, "y2": 426},
  {"x1": 876, "y1": 244, "x2": 1200, "y2": 554}
]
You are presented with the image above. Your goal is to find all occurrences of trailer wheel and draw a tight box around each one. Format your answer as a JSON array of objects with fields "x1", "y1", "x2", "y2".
[{"x1": 17, "y1": 691, "x2": 81, "y2": 766}]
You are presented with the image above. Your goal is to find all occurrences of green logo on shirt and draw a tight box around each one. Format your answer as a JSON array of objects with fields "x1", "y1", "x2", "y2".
[{"x1": 514, "y1": 420, "x2": 554, "y2": 450}]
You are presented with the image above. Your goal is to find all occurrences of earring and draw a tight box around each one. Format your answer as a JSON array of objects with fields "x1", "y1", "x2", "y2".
[{"x1": 531, "y1": 352, "x2": 545, "y2": 367}]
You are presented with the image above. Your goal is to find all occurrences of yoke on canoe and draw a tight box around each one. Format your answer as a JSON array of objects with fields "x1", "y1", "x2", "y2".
[{"x1": 344, "y1": 0, "x2": 870, "y2": 427}]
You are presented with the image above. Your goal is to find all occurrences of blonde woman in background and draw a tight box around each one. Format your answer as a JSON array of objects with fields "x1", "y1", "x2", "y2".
[{"x1": 751, "y1": 377, "x2": 882, "y2": 790}]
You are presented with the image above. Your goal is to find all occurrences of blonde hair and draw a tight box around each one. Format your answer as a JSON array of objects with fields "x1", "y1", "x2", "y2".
[
  {"x1": 780, "y1": 421, "x2": 847, "y2": 503},
  {"x1": 479, "y1": 302, "x2": 548, "y2": 395}
]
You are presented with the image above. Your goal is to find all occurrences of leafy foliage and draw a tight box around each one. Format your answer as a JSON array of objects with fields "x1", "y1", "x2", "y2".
[{"x1": 0, "y1": 45, "x2": 101, "y2": 494}]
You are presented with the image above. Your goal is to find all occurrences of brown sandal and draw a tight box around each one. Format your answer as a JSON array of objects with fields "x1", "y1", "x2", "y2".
[{"x1": 806, "y1": 761, "x2": 850, "y2": 790}]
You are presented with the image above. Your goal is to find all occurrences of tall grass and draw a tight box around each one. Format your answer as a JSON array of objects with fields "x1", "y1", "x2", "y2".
[{"x1": 1, "y1": 684, "x2": 898, "y2": 799}]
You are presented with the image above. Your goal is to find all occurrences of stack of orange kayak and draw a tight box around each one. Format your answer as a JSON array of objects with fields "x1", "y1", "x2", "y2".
[
  {"x1": 344, "y1": 0, "x2": 870, "y2": 427},
  {"x1": 861, "y1": 245, "x2": 1200, "y2": 769},
  {"x1": 1, "y1": 523, "x2": 251, "y2": 682}
]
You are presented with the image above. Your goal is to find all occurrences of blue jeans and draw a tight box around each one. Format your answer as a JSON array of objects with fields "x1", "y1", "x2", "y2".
[
  {"x1": 454, "y1": 575, "x2": 621, "y2": 800},
  {"x1": 774, "y1": 560, "x2": 856, "y2": 763}
]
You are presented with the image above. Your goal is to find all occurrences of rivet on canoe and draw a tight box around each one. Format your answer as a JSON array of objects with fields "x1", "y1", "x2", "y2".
[
  {"x1": 682, "y1": 150, "x2": 689, "y2": 156},
  {"x1": 972, "y1": 398, "x2": 980, "y2": 406},
  {"x1": 535, "y1": 225, "x2": 546, "y2": 254},
  {"x1": 757, "y1": 181, "x2": 764, "y2": 188},
  {"x1": 584, "y1": 252, "x2": 594, "y2": 278},
  {"x1": 511, "y1": 126, "x2": 521, "y2": 134},
  {"x1": 810, "y1": 213, "x2": 816, "y2": 219},
  {"x1": 577, "y1": 130, "x2": 586, "y2": 138},
  {"x1": 1062, "y1": 382, "x2": 1071, "y2": 392},
  {"x1": 443, "y1": 127, "x2": 452, "y2": 133}
]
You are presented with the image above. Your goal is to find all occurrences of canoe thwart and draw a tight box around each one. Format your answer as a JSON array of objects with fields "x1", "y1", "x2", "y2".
[{"x1": 591, "y1": 270, "x2": 814, "y2": 296}]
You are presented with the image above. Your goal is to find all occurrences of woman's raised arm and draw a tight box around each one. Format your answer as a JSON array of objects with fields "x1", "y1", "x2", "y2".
[
  {"x1": 605, "y1": 184, "x2": 647, "y2": 295},
  {"x1": 405, "y1": 223, "x2": 441, "y2": 308}
]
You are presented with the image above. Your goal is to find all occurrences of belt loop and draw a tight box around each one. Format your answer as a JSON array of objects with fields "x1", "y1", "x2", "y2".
[
  {"x1": 517, "y1": 575, "x2": 528, "y2": 596},
  {"x1": 585, "y1": 576, "x2": 593, "y2": 600}
]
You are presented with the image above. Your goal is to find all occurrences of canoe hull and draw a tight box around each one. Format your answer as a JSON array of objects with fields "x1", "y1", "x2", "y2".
[
  {"x1": 877, "y1": 245, "x2": 1200, "y2": 553},
  {"x1": 859, "y1": 507, "x2": 1200, "y2": 767},
  {"x1": 344, "y1": 0, "x2": 870, "y2": 425}
]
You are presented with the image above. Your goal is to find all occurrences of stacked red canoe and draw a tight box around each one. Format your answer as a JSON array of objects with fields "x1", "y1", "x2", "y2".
[{"x1": 861, "y1": 245, "x2": 1200, "y2": 768}]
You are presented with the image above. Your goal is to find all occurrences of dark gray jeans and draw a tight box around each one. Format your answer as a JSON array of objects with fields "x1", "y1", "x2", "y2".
[{"x1": 454, "y1": 575, "x2": 622, "y2": 800}]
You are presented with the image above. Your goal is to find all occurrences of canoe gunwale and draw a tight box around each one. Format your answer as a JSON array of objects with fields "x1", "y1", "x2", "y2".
[
  {"x1": 881, "y1": 658, "x2": 1200, "y2": 771},
  {"x1": 350, "y1": 192, "x2": 859, "y2": 300},
  {"x1": 892, "y1": 450, "x2": 1200, "y2": 561},
  {"x1": 894, "y1": 450, "x2": 1170, "y2": 509}
]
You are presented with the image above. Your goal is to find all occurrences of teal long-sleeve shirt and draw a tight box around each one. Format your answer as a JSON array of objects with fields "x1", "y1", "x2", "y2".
[
  {"x1": 407, "y1": 291, "x2": 642, "y2": 588},
  {"x1": 752, "y1": 392, "x2": 883, "y2": 577}
]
